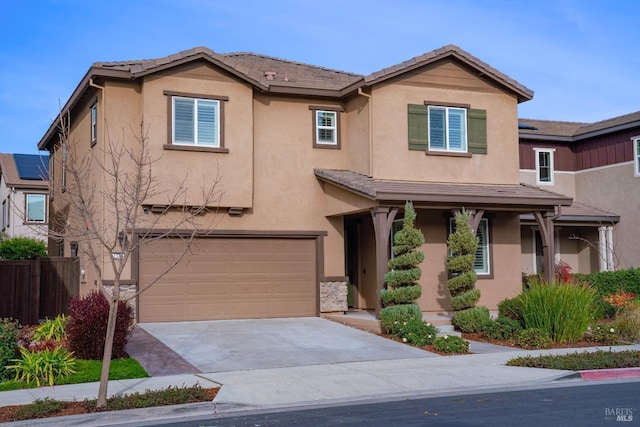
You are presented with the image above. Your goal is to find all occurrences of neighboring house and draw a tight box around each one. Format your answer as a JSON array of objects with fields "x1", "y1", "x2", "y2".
[
  {"x1": 0, "y1": 153, "x2": 49, "y2": 241},
  {"x1": 38, "y1": 45, "x2": 572, "y2": 322},
  {"x1": 518, "y1": 113, "x2": 640, "y2": 275}
]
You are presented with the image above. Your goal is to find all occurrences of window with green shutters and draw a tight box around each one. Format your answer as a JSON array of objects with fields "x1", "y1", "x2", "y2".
[{"x1": 407, "y1": 104, "x2": 487, "y2": 154}]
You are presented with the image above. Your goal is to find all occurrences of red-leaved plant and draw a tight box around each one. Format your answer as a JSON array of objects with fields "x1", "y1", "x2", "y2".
[{"x1": 66, "y1": 291, "x2": 133, "y2": 360}]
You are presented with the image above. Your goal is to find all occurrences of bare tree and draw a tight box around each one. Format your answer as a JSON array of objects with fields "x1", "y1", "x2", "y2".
[
  {"x1": 49, "y1": 112, "x2": 222, "y2": 408},
  {"x1": 569, "y1": 226, "x2": 620, "y2": 271}
]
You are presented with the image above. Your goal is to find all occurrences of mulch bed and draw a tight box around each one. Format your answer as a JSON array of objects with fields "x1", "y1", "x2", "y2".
[
  {"x1": 461, "y1": 332, "x2": 606, "y2": 349},
  {"x1": 0, "y1": 388, "x2": 218, "y2": 423}
]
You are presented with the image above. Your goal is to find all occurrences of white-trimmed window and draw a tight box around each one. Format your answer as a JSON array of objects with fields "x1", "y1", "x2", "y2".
[
  {"x1": 634, "y1": 136, "x2": 640, "y2": 177},
  {"x1": 316, "y1": 111, "x2": 337, "y2": 145},
  {"x1": 25, "y1": 194, "x2": 46, "y2": 223},
  {"x1": 535, "y1": 148, "x2": 555, "y2": 184},
  {"x1": 90, "y1": 102, "x2": 97, "y2": 146},
  {"x1": 172, "y1": 97, "x2": 220, "y2": 147},
  {"x1": 428, "y1": 106, "x2": 467, "y2": 152},
  {"x1": 449, "y1": 217, "x2": 490, "y2": 276},
  {"x1": 2, "y1": 198, "x2": 7, "y2": 230}
]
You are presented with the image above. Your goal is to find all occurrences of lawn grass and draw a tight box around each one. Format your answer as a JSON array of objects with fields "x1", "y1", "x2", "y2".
[
  {"x1": 0, "y1": 358, "x2": 147, "y2": 392},
  {"x1": 506, "y1": 350, "x2": 640, "y2": 370}
]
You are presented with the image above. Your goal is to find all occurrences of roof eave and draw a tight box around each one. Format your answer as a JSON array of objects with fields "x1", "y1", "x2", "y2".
[
  {"x1": 37, "y1": 66, "x2": 132, "y2": 151},
  {"x1": 375, "y1": 191, "x2": 572, "y2": 208}
]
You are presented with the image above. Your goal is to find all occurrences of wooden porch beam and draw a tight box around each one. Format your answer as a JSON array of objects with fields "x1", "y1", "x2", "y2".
[{"x1": 370, "y1": 206, "x2": 399, "y2": 319}]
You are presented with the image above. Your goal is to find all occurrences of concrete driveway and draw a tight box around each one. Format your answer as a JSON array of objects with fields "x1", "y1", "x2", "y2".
[{"x1": 137, "y1": 317, "x2": 436, "y2": 374}]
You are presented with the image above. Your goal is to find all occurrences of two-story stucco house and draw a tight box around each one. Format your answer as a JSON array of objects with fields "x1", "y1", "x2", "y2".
[
  {"x1": 0, "y1": 153, "x2": 49, "y2": 241},
  {"x1": 519, "y1": 113, "x2": 640, "y2": 275},
  {"x1": 38, "y1": 45, "x2": 572, "y2": 322}
]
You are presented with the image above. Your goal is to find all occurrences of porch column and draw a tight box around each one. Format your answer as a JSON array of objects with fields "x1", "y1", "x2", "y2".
[
  {"x1": 452, "y1": 208, "x2": 485, "y2": 236},
  {"x1": 598, "y1": 226, "x2": 607, "y2": 272},
  {"x1": 370, "y1": 206, "x2": 399, "y2": 318},
  {"x1": 606, "y1": 226, "x2": 614, "y2": 271},
  {"x1": 533, "y1": 210, "x2": 556, "y2": 283}
]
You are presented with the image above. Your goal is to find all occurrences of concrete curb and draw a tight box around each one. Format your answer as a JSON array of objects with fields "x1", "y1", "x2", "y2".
[{"x1": 579, "y1": 367, "x2": 640, "y2": 381}]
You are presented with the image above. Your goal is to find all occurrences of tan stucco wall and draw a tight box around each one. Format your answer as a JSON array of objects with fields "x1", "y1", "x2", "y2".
[
  {"x1": 519, "y1": 170, "x2": 576, "y2": 199},
  {"x1": 142, "y1": 63, "x2": 254, "y2": 208},
  {"x1": 369, "y1": 60, "x2": 521, "y2": 185},
  {"x1": 575, "y1": 162, "x2": 639, "y2": 270}
]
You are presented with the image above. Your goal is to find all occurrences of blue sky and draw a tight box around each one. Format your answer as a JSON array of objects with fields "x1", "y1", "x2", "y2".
[{"x1": 1, "y1": 0, "x2": 638, "y2": 154}]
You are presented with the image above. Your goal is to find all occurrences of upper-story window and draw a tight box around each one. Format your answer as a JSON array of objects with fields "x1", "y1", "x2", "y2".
[
  {"x1": 634, "y1": 136, "x2": 640, "y2": 177},
  {"x1": 90, "y1": 102, "x2": 97, "y2": 146},
  {"x1": 309, "y1": 105, "x2": 343, "y2": 149},
  {"x1": 428, "y1": 106, "x2": 467, "y2": 152},
  {"x1": 164, "y1": 91, "x2": 229, "y2": 153},
  {"x1": 2, "y1": 198, "x2": 8, "y2": 230},
  {"x1": 25, "y1": 194, "x2": 46, "y2": 223},
  {"x1": 408, "y1": 103, "x2": 486, "y2": 155},
  {"x1": 173, "y1": 97, "x2": 220, "y2": 146},
  {"x1": 316, "y1": 111, "x2": 337, "y2": 145},
  {"x1": 535, "y1": 148, "x2": 555, "y2": 185}
]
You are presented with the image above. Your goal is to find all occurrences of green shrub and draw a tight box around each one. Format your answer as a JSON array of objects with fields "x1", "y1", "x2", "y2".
[
  {"x1": 497, "y1": 297, "x2": 523, "y2": 324},
  {"x1": 0, "y1": 237, "x2": 47, "y2": 260},
  {"x1": 586, "y1": 322, "x2": 619, "y2": 345},
  {"x1": 484, "y1": 317, "x2": 523, "y2": 341},
  {"x1": 381, "y1": 201, "x2": 425, "y2": 319},
  {"x1": 433, "y1": 335, "x2": 469, "y2": 354},
  {"x1": 517, "y1": 281, "x2": 598, "y2": 343},
  {"x1": 66, "y1": 291, "x2": 133, "y2": 360},
  {"x1": 450, "y1": 288, "x2": 481, "y2": 311},
  {"x1": 380, "y1": 304, "x2": 422, "y2": 333},
  {"x1": 446, "y1": 210, "x2": 479, "y2": 311},
  {"x1": 507, "y1": 350, "x2": 640, "y2": 370},
  {"x1": 381, "y1": 285, "x2": 422, "y2": 306},
  {"x1": 85, "y1": 384, "x2": 211, "y2": 411},
  {"x1": 516, "y1": 328, "x2": 552, "y2": 349},
  {"x1": 14, "y1": 398, "x2": 70, "y2": 421},
  {"x1": 615, "y1": 303, "x2": 640, "y2": 343},
  {"x1": 8, "y1": 346, "x2": 76, "y2": 386},
  {"x1": 593, "y1": 294, "x2": 617, "y2": 319},
  {"x1": 392, "y1": 318, "x2": 439, "y2": 346},
  {"x1": 578, "y1": 268, "x2": 640, "y2": 296},
  {"x1": 0, "y1": 318, "x2": 20, "y2": 381},
  {"x1": 452, "y1": 306, "x2": 491, "y2": 333},
  {"x1": 32, "y1": 314, "x2": 67, "y2": 342}
]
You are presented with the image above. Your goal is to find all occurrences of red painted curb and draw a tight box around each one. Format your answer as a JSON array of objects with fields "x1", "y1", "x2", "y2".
[{"x1": 580, "y1": 367, "x2": 640, "y2": 380}]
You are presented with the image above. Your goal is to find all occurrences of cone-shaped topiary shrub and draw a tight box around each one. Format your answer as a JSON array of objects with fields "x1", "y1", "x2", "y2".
[
  {"x1": 446, "y1": 210, "x2": 480, "y2": 312},
  {"x1": 380, "y1": 201, "x2": 425, "y2": 332}
]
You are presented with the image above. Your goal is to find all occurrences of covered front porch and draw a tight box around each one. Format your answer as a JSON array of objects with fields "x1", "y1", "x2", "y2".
[
  {"x1": 520, "y1": 201, "x2": 620, "y2": 275},
  {"x1": 316, "y1": 169, "x2": 573, "y2": 317}
]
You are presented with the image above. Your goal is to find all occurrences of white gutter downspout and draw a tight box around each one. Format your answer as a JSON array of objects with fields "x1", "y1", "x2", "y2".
[{"x1": 357, "y1": 88, "x2": 373, "y2": 177}]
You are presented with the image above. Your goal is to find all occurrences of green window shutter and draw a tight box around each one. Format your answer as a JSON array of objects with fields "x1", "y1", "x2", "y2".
[
  {"x1": 468, "y1": 108, "x2": 487, "y2": 154},
  {"x1": 407, "y1": 104, "x2": 428, "y2": 151}
]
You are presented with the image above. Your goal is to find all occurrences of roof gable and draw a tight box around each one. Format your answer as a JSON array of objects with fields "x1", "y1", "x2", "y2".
[{"x1": 364, "y1": 45, "x2": 533, "y2": 102}]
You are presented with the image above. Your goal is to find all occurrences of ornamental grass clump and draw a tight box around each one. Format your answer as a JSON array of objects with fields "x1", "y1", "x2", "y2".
[
  {"x1": 517, "y1": 279, "x2": 599, "y2": 343},
  {"x1": 615, "y1": 302, "x2": 640, "y2": 343},
  {"x1": 380, "y1": 201, "x2": 425, "y2": 332}
]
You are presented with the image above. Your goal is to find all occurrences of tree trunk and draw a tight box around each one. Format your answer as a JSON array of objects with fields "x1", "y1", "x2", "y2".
[{"x1": 96, "y1": 291, "x2": 119, "y2": 408}]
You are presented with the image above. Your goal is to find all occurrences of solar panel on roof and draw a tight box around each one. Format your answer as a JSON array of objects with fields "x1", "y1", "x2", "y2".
[{"x1": 13, "y1": 154, "x2": 49, "y2": 180}]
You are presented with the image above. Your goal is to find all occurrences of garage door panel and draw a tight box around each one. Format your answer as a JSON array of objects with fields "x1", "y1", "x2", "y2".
[{"x1": 139, "y1": 237, "x2": 317, "y2": 322}]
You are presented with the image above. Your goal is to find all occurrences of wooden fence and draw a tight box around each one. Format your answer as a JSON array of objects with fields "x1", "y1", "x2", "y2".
[{"x1": 0, "y1": 257, "x2": 79, "y2": 325}]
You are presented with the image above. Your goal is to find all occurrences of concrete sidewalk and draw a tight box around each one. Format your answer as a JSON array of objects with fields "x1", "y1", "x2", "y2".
[{"x1": 2, "y1": 343, "x2": 640, "y2": 426}]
